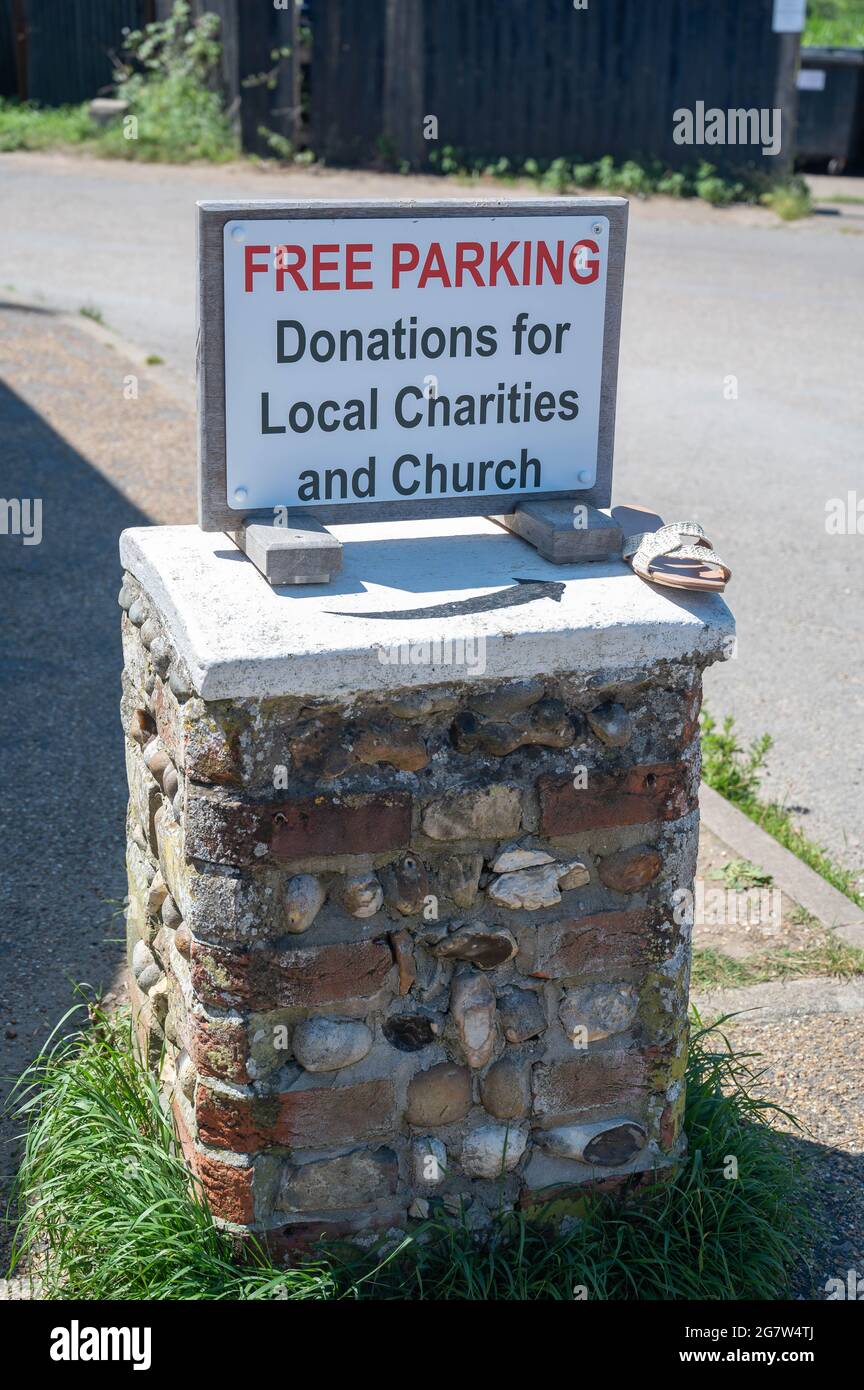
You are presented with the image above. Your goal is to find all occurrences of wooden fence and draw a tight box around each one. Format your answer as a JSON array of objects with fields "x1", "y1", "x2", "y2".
[
  {"x1": 2, "y1": 0, "x2": 799, "y2": 173},
  {"x1": 307, "y1": 0, "x2": 799, "y2": 175}
]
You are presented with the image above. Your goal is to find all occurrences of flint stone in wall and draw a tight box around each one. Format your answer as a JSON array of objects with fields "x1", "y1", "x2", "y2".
[
  {"x1": 411, "y1": 1136, "x2": 448, "y2": 1186},
  {"x1": 125, "y1": 744, "x2": 161, "y2": 853},
  {"x1": 381, "y1": 854, "x2": 431, "y2": 915},
  {"x1": 118, "y1": 579, "x2": 138, "y2": 611},
  {"x1": 480, "y1": 1057, "x2": 531, "y2": 1119},
  {"x1": 488, "y1": 862, "x2": 562, "y2": 910},
  {"x1": 491, "y1": 844, "x2": 555, "y2": 873},
  {"x1": 389, "y1": 928, "x2": 416, "y2": 995},
  {"x1": 126, "y1": 836, "x2": 154, "y2": 895},
  {"x1": 127, "y1": 597, "x2": 148, "y2": 628},
  {"x1": 143, "y1": 739, "x2": 171, "y2": 788},
  {"x1": 387, "y1": 687, "x2": 460, "y2": 719},
  {"x1": 277, "y1": 1147, "x2": 398, "y2": 1213},
  {"x1": 283, "y1": 874, "x2": 327, "y2": 933},
  {"x1": 460, "y1": 1124, "x2": 527, "y2": 1178},
  {"x1": 497, "y1": 986, "x2": 547, "y2": 1044},
  {"x1": 586, "y1": 702, "x2": 633, "y2": 748},
  {"x1": 161, "y1": 894, "x2": 182, "y2": 929},
  {"x1": 406, "y1": 1063, "x2": 472, "y2": 1126},
  {"x1": 176, "y1": 1049, "x2": 196, "y2": 1102},
  {"x1": 168, "y1": 662, "x2": 193, "y2": 701},
  {"x1": 127, "y1": 708, "x2": 156, "y2": 748},
  {"x1": 436, "y1": 852, "x2": 484, "y2": 908},
  {"x1": 558, "y1": 983, "x2": 640, "y2": 1042},
  {"x1": 538, "y1": 1118, "x2": 647, "y2": 1166},
  {"x1": 557, "y1": 861, "x2": 591, "y2": 889},
  {"x1": 337, "y1": 873, "x2": 384, "y2": 918},
  {"x1": 149, "y1": 635, "x2": 173, "y2": 680},
  {"x1": 382, "y1": 1013, "x2": 437, "y2": 1052},
  {"x1": 353, "y1": 721, "x2": 429, "y2": 772},
  {"x1": 291, "y1": 1017, "x2": 374, "y2": 1073},
  {"x1": 471, "y1": 679, "x2": 545, "y2": 718},
  {"x1": 452, "y1": 698, "x2": 577, "y2": 758},
  {"x1": 421, "y1": 785, "x2": 522, "y2": 842},
  {"x1": 433, "y1": 924, "x2": 517, "y2": 969},
  {"x1": 598, "y1": 844, "x2": 662, "y2": 893},
  {"x1": 139, "y1": 616, "x2": 160, "y2": 650},
  {"x1": 451, "y1": 970, "x2": 498, "y2": 1069},
  {"x1": 132, "y1": 938, "x2": 162, "y2": 992}
]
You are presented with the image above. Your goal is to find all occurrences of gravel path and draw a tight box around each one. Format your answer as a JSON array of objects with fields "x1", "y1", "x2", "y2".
[{"x1": 714, "y1": 1012, "x2": 864, "y2": 1301}]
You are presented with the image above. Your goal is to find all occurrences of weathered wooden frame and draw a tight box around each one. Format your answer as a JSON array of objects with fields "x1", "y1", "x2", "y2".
[{"x1": 197, "y1": 197, "x2": 628, "y2": 532}]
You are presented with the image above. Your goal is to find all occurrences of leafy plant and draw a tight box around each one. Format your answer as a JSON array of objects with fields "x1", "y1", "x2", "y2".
[
  {"x1": 101, "y1": 0, "x2": 235, "y2": 163},
  {"x1": 709, "y1": 858, "x2": 773, "y2": 891},
  {"x1": 695, "y1": 161, "x2": 743, "y2": 206},
  {"x1": 804, "y1": 0, "x2": 864, "y2": 47},
  {"x1": 700, "y1": 709, "x2": 773, "y2": 803},
  {"x1": 761, "y1": 178, "x2": 813, "y2": 222}
]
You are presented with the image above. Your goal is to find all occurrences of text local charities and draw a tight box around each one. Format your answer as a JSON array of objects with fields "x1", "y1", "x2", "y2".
[{"x1": 238, "y1": 233, "x2": 602, "y2": 502}]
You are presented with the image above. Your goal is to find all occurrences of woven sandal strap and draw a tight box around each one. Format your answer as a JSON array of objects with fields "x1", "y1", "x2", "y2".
[
  {"x1": 622, "y1": 522, "x2": 706, "y2": 562},
  {"x1": 657, "y1": 542, "x2": 730, "y2": 576}
]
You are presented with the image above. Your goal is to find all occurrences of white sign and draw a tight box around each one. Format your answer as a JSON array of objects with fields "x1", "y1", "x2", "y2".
[
  {"x1": 772, "y1": 0, "x2": 806, "y2": 34},
  {"x1": 221, "y1": 214, "x2": 610, "y2": 511},
  {"x1": 797, "y1": 68, "x2": 827, "y2": 91}
]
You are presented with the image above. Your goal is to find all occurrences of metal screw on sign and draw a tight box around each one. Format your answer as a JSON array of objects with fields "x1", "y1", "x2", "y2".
[{"x1": 592, "y1": 222, "x2": 604, "y2": 235}]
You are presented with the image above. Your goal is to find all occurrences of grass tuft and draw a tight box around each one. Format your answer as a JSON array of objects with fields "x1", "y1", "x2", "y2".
[
  {"x1": 9, "y1": 1004, "x2": 808, "y2": 1300},
  {"x1": 761, "y1": 178, "x2": 813, "y2": 222},
  {"x1": 8, "y1": 1005, "x2": 332, "y2": 1300},
  {"x1": 692, "y1": 937, "x2": 864, "y2": 991},
  {"x1": 701, "y1": 709, "x2": 864, "y2": 909},
  {"x1": 0, "y1": 98, "x2": 93, "y2": 152}
]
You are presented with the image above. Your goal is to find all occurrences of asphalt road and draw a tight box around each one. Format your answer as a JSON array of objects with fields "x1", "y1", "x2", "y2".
[
  {"x1": 0, "y1": 152, "x2": 862, "y2": 875},
  {"x1": 0, "y1": 301, "x2": 195, "y2": 1269}
]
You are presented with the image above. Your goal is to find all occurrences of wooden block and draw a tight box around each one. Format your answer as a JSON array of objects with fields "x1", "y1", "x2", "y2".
[
  {"x1": 230, "y1": 515, "x2": 343, "y2": 586},
  {"x1": 492, "y1": 500, "x2": 623, "y2": 564}
]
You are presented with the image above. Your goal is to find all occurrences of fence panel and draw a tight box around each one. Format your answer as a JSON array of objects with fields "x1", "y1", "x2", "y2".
[
  {"x1": 307, "y1": 0, "x2": 790, "y2": 175},
  {"x1": 306, "y1": 0, "x2": 387, "y2": 166},
  {"x1": 16, "y1": 0, "x2": 148, "y2": 105}
]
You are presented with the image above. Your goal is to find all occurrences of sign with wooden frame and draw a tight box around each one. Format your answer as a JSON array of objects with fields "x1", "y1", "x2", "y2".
[{"x1": 197, "y1": 197, "x2": 628, "y2": 535}]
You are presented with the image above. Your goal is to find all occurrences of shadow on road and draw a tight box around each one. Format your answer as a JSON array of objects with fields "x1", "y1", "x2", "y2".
[{"x1": 0, "y1": 378, "x2": 149, "y2": 1267}]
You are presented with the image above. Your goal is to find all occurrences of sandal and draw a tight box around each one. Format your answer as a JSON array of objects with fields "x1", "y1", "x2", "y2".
[{"x1": 622, "y1": 520, "x2": 731, "y2": 593}]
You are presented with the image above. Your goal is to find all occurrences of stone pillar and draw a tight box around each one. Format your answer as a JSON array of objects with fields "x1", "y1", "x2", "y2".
[{"x1": 118, "y1": 521, "x2": 733, "y2": 1253}]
